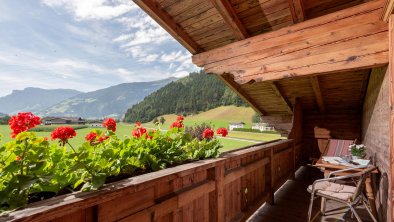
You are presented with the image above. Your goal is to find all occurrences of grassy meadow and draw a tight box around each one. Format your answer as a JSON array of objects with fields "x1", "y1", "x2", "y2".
[
  {"x1": 0, "y1": 123, "x2": 256, "y2": 151},
  {"x1": 0, "y1": 106, "x2": 282, "y2": 151}
]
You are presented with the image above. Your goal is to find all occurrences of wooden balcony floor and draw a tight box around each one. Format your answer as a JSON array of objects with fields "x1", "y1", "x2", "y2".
[{"x1": 247, "y1": 166, "x2": 375, "y2": 222}]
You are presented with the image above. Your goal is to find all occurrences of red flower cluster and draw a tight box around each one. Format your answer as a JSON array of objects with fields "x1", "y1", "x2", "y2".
[
  {"x1": 132, "y1": 122, "x2": 147, "y2": 138},
  {"x1": 170, "y1": 121, "x2": 183, "y2": 129},
  {"x1": 170, "y1": 115, "x2": 184, "y2": 129},
  {"x1": 16, "y1": 156, "x2": 22, "y2": 161},
  {"x1": 85, "y1": 132, "x2": 109, "y2": 144},
  {"x1": 176, "y1": 116, "x2": 184, "y2": 122},
  {"x1": 216, "y1": 128, "x2": 228, "y2": 137},
  {"x1": 51, "y1": 126, "x2": 76, "y2": 145},
  {"x1": 85, "y1": 132, "x2": 98, "y2": 143},
  {"x1": 202, "y1": 128, "x2": 214, "y2": 139},
  {"x1": 98, "y1": 135, "x2": 110, "y2": 143},
  {"x1": 103, "y1": 118, "x2": 116, "y2": 132},
  {"x1": 8, "y1": 112, "x2": 41, "y2": 138}
]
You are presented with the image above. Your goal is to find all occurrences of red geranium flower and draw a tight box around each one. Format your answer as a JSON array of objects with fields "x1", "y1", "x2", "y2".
[
  {"x1": 16, "y1": 156, "x2": 22, "y2": 161},
  {"x1": 202, "y1": 128, "x2": 214, "y2": 139},
  {"x1": 51, "y1": 126, "x2": 76, "y2": 146},
  {"x1": 216, "y1": 128, "x2": 228, "y2": 137},
  {"x1": 98, "y1": 135, "x2": 110, "y2": 143},
  {"x1": 8, "y1": 112, "x2": 41, "y2": 138},
  {"x1": 170, "y1": 121, "x2": 184, "y2": 129},
  {"x1": 103, "y1": 118, "x2": 116, "y2": 132},
  {"x1": 176, "y1": 115, "x2": 184, "y2": 122},
  {"x1": 85, "y1": 132, "x2": 98, "y2": 143},
  {"x1": 132, "y1": 126, "x2": 147, "y2": 138}
]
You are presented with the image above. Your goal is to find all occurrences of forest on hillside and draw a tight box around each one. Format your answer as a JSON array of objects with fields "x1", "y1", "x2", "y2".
[{"x1": 124, "y1": 72, "x2": 248, "y2": 123}]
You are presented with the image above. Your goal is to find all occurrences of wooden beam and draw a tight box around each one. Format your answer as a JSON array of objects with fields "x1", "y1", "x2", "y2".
[
  {"x1": 310, "y1": 76, "x2": 325, "y2": 113},
  {"x1": 389, "y1": 14, "x2": 394, "y2": 222},
  {"x1": 192, "y1": 1, "x2": 389, "y2": 83},
  {"x1": 287, "y1": 0, "x2": 305, "y2": 23},
  {"x1": 218, "y1": 74, "x2": 267, "y2": 115},
  {"x1": 209, "y1": 0, "x2": 249, "y2": 40},
  {"x1": 271, "y1": 81, "x2": 293, "y2": 114},
  {"x1": 133, "y1": 0, "x2": 201, "y2": 54},
  {"x1": 382, "y1": 0, "x2": 394, "y2": 22}
]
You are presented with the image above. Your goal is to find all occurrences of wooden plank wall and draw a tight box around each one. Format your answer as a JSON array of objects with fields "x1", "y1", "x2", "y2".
[
  {"x1": 192, "y1": 0, "x2": 389, "y2": 84},
  {"x1": 1, "y1": 140, "x2": 298, "y2": 222},
  {"x1": 361, "y1": 66, "x2": 390, "y2": 222},
  {"x1": 303, "y1": 114, "x2": 361, "y2": 159}
]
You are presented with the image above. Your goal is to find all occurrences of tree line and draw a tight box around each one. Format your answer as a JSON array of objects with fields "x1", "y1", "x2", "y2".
[{"x1": 124, "y1": 71, "x2": 248, "y2": 123}]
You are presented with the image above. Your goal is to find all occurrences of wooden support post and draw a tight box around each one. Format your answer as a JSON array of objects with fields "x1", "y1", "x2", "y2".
[
  {"x1": 292, "y1": 141, "x2": 296, "y2": 180},
  {"x1": 209, "y1": 161, "x2": 225, "y2": 222},
  {"x1": 270, "y1": 147, "x2": 275, "y2": 205},
  {"x1": 389, "y1": 14, "x2": 394, "y2": 222}
]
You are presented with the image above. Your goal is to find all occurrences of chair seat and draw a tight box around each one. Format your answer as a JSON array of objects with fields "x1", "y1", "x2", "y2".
[{"x1": 307, "y1": 181, "x2": 356, "y2": 201}]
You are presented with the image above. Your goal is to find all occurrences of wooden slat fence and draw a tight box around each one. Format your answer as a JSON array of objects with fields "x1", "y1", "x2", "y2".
[{"x1": 1, "y1": 139, "x2": 300, "y2": 222}]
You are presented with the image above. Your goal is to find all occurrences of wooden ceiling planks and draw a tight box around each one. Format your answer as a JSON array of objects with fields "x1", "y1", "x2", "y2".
[
  {"x1": 134, "y1": 0, "x2": 201, "y2": 53},
  {"x1": 193, "y1": 1, "x2": 389, "y2": 84},
  {"x1": 303, "y1": 0, "x2": 369, "y2": 19},
  {"x1": 209, "y1": 0, "x2": 249, "y2": 40},
  {"x1": 235, "y1": 70, "x2": 372, "y2": 115},
  {"x1": 135, "y1": 0, "x2": 389, "y2": 117},
  {"x1": 135, "y1": 0, "x2": 378, "y2": 53}
]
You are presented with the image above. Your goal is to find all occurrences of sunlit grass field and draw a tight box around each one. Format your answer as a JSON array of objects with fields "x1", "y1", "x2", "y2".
[
  {"x1": 0, "y1": 123, "x2": 256, "y2": 151},
  {"x1": 0, "y1": 106, "x2": 282, "y2": 151}
]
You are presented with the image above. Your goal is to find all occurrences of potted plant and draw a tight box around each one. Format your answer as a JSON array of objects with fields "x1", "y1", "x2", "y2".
[{"x1": 348, "y1": 144, "x2": 366, "y2": 160}]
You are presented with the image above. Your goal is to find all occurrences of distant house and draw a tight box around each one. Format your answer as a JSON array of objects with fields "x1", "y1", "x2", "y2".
[
  {"x1": 42, "y1": 117, "x2": 86, "y2": 125},
  {"x1": 252, "y1": 123, "x2": 275, "y2": 132},
  {"x1": 229, "y1": 122, "x2": 245, "y2": 131},
  {"x1": 90, "y1": 122, "x2": 103, "y2": 127}
]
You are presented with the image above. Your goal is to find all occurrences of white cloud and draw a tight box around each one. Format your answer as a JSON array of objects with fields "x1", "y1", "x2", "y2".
[{"x1": 41, "y1": 0, "x2": 137, "y2": 20}]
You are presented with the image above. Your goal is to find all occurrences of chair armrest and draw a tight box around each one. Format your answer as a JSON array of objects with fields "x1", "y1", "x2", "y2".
[
  {"x1": 327, "y1": 166, "x2": 369, "y2": 178},
  {"x1": 311, "y1": 173, "x2": 363, "y2": 193}
]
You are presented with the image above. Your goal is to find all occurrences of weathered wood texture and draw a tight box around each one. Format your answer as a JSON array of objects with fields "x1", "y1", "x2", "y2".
[
  {"x1": 389, "y1": 14, "x2": 394, "y2": 222},
  {"x1": 193, "y1": 1, "x2": 389, "y2": 84},
  {"x1": 382, "y1": 0, "x2": 394, "y2": 21},
  {"x1": 303, "y1": 114, "x2": 361, "y2": 159},
  {"x1": 361, "y1": 66, "x2": 391, "y2": 222},
  {"x1": 0, "y1": 140, "x2": 298, "y2": 222},
  {"x1": 135, "y1": 0, "x2": 372, "y2": 53}
]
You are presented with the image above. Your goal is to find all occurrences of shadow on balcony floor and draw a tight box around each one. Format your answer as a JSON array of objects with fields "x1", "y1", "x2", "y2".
[{"x1": 247, "y1": 166, "x2": 375, "y2": 222}]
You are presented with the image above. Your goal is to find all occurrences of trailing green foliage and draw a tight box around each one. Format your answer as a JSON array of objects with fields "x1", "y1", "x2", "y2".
[
  {"x1": 0, "y1": 125, "x2": 222, "y2": 212},
  {"x1": 124, "y1": 72, "x2": 247, "y2": 123},
  {"x1": 28, "y1": 125, "x2": 88, "y2": 132}
]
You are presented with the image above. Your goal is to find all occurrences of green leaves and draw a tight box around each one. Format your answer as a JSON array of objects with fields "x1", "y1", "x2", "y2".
[{"x1": 0, "y1": 125, "x2": 222, "y2": 212}]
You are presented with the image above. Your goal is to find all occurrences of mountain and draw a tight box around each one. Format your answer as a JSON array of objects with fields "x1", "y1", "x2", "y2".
[
  {"x1": 0, "y1": 88, "x2": 82, "y2": 114},
  {"x1": 41, "y1": 78, "x2": 177, "y2": 119},
  {"x1": 124, "y1": 72, "x2": 247, "y2": 123}
]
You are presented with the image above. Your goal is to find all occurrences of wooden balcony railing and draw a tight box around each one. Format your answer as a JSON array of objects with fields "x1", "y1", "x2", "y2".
[{"x1": 1, "y1": 139, "x2": 301, "y2": 222}]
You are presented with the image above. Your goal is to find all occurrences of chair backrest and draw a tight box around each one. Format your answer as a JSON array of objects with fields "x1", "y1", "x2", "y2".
[
  {"x1": 324, "y1": 139, "x2": 354, "y2": 157},
  {"x1": 352, "y1": 166, "x2": 376, "y2": 201}
]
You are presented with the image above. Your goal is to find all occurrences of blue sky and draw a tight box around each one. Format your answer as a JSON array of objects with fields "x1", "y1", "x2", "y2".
[{"x1": 0, "y1": 0, "x2": 198, "y2": 96}]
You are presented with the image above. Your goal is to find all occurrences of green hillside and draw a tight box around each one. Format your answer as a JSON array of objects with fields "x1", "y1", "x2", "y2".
[
  {"x1": 124, "y1": 72, "x2": 247, "y2": 123},
  {"x1": 144, "y1": 106, "x2": 255, "y2": 129}
]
